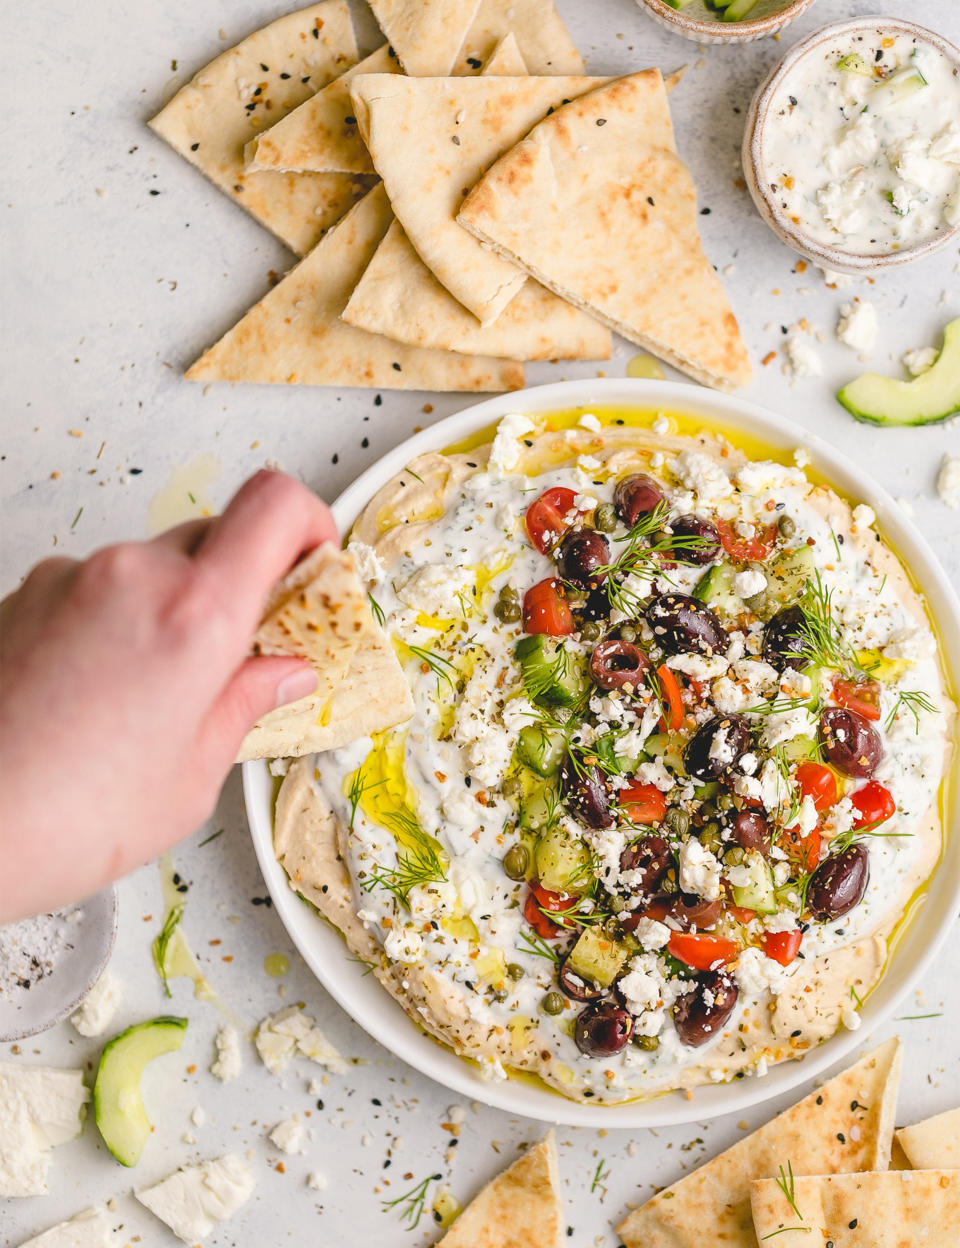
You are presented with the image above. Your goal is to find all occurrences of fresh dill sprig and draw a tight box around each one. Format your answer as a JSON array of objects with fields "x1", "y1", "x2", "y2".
[
  {"x1": 594, "y1": 502, "x2": 713, "y2": 614},
  {"x1": 745, "y1": 694, "x2": 823, "y2": 719},
  {"x1": 346, "y1": 767, "x2": 387, "y2": 831},
  {"x1": 796, "y1": 574, "x2": 862, "y2": 675},
  {"x1": 152, "y1": 904, "x2": 185, "y2": 999},
  {"x1": 896, "y1": 1011, "x2": 943, "y2": 1021},
  {"x1": 520, "y1": 643, "x2": 576, "y2": 703},
  {"x1": 590, "y1": 1158, "x2": 611, "y2": 1196},
  {"x1": 363, "y1": 835, "x2": 447, "y2": 907},
  {"x1": 348, "y1": 955, "x2": 377, "y2": 977},
  {"x1": 518, "y1": 928, "x2": 563, "y2": 963},
  {"x1": 774, "y1": 1161, "x2": 805, "y2": 1224},
  {"x1": 849, "y1": 984, "x2": 864, "y2": 1009},
  {"x1": 407, "y1": 644, "x2": 458, "y2": 688},
  {"x1": 830, "y1": 824, "x2": 912, "y2": 854},
  {"x1": 884, "y1": 689, "x2": 937, "y2": 733},
  {"x1": 368, "y1": 593, "x2": 386, "y2": 627},
  {"x1": 382, "y1": 1172, "x2": 442, "y2": 1230},
  {"x1": 761, "y1": 1229, "x2": 812, "y2": 1240},
  {"x1": 197, "y1": 828, "x2": 224, "y2": 847}
]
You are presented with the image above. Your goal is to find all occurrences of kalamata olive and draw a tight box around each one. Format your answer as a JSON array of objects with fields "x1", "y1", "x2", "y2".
[
  {"x1": 557, "y1": 529, "x2": 610, "y2": 590},
  {"x1": 614, "y1": 474, "x2": 665, "y2": 527},
  {"x1": 807, "y1": 843, "x2": 870, "y2": 920},
  {"x1": 558, "y1": 959, "x2": 607, "y2": 1002},
  {"x1": 619, "y1": 834, "x2": 671, "y2": 893},
  {"x1": 669, "y1": 893, "x2": 723, "y2": 930},
  {"x1": 762, "y1": 605, "x2": 810, "y2": 671},
  {"x1": 590, "y1": 639, "x2": 650, "y2": 692},
  {"x1": 574, "y1": 1001, "x2": 634, "y2": 1057},
  {"x1": 580, "y1": 586, "x2": 611, "y2": 622},
  {"x1": 560, "y1": 756, "x2": 613, "y2": 829},
  {"x1": 683, "y1": 714, "x2": 751, "y2": 782},
  {"x1": 665, "y1": 514, "x2": 722, "y2": 565},
  {"x1": 727, "y1": 810, "x2": 772, "y2": 855},
  {"x1": 819, "y1": 707, "x2": 884, "y2": 778},
  {"x1": 672, "y1": 972, "x2": 739, "y2": 1048},
  {"x1": 645, "y1": 593, "x2": 728, "y2": 656}
]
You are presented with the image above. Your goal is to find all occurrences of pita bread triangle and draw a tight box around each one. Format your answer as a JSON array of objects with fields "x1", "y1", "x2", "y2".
[
  {"x1": 148, "y1": 1, "x2": 374, "y2": 257},
  {"x1": 436, "y1": 1132, "x2": 564, "y2": 1248},
  {"x1": 617, "y1": 1038, "x2": 902, "y2": 1248},
  {"x1": 751, "y1": 1169, "x2": 960, "y2": 1247},
  {"x1": 457, "y1": 71, "x2": 753, "y2": 390},
  {"x1": 896, "y1": 1105, "x2": 960, "y2": 1170},
  {"x1": 351, "y1": 72, "x2": 615, "y2": 325},
  {"x1": 368, "y1": 0, "x2": 482, "y2": 76},
  {"x1": 455, "y1": 0, "x2": 583, "y2": 75},
  {"x1": 185, "y1": 183, "x2": 523, "y2": 392}
]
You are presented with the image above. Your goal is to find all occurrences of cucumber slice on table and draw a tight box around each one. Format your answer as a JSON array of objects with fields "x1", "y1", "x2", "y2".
[
  {"x1": 837, "y1": 319, "x2": 960, "y2": 427},
  {"x1": 723, "y1": 0, "x2": 760, "y2": 20},
  {"x1": 93, "y1": 1016, "x2": 188, "y2": 1166},
  {"x1": 514, "y1": 634, "x2": 587, "y2": 707}
]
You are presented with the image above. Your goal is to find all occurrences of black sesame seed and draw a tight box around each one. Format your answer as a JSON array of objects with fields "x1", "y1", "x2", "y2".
[
  {"x1": 312, "y1": 27, "x2": 319, "y2": 38},
  {"x1": 129, "y1": 467, "x2": 142, "y2": 475},
  {"x1": 260, "y1": 62, "x2": 269, "y2": 71},
  {"x1": 316, "y1": 1099, "x2": 324, "y2": 1110},
  {"x1": 332, "y1": 453, "x2": 339, "y2": 464},
  {"x1": 596, "y1": 117, "x2": 607, "y2": 126},
  {"x1": 875, "y1": 49, "x2": 883, "y2": 61},
  {"x1": 816, "y1": 1095, "x2": 823, "y2": 1105},
  {"x1": 467, "y1": 56, "x2": 482, "y2": 68},
  {"x1": 700, "y1": 207, "x2": 711, "y2": 215},
  {"x1": 372, "y1": 1097, "x2": 381, "y2": 1106},
  {"x1": 837, "y1": 1132, "x2": 845, "y2": 1143},
  {"x1": 849, "y1": 1219, "x2": 858, "y2": 1229},
  {"x1": 790, "y1": 1029, "x2": 801, "y2": 1037},
  {"x1": 392, "y1": 362, "x2": 402, "y2": 371},
  {"x1": 374, "y1": 394, "x2": 382, "y2": 405},
  {"x1": 190, "y1": 142, "x2": 200, "y2": 151},
  {"x1": 345, "y1": 114, "x2": 356, "y2": 124},
  {"x1": 280, "y1": 72, "x2": 291, "y2": 79},
  {"x1": 647, "y1": 196, "x2": 655, "y2": 206},
  {"x1": 789, "y1": 94, "x2": 798, "y2": 106},
  {"x1": 149, "y1": 189, "x2": 161, "y2": 196},
  {"x1": 361, "y1": 437, "x2": 369, "y2": 448}
]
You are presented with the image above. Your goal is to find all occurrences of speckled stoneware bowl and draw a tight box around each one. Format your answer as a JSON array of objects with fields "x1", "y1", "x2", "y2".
[
  {"x1": 636, "y1": 0, "x2": 818, "y2": 45},
  {"x1": 743, "y1": 16, "x2": 960, "y2": 274},
  {"x1": 0, "y1": 886, "x2": 118, "y2": 1042}
]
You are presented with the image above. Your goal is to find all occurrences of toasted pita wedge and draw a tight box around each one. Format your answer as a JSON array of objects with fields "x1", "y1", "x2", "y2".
[
  {"x1": 617, "y1": 1039, "x2": 902, "y2": 1248},
  {"x1": 437, "y1": 1133, "x2": 563, "y2": 1248},
  {"x1": 238, "y1": 545, "x2": 414, "y2": 761},
  {"x1": 186, "y1": 184, "x2": 523, "y2": 391},
  {"x1": 247, "y1": 44, "x2": 401, "y2": 175},
  {"x1": 351, "y1": 73, "x2": 613, "y2": 324},
  {"x1": 458, "y1": 72, "x2": 752, "y2": 390},
  {"x1": 456, "y1": 0, "x2": 583, "y2": 75},
  {"x1": 896, "y1": 1106, "x2": 960, "y2": 1171},
  {"x1": 368, "y1": 0, "x2": 482, "y2": 76},
  {"x1": 148, "y1": 1, "x2": 372, "y2": 256},
  {"x1": 751, "y1": 1169, "x2": 960, "y2": 1247}
]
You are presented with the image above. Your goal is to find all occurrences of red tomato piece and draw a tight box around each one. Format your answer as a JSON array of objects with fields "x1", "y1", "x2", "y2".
[
  {"x1": 621, "y1": 897, "x2": 672, "y2": 930},
  {"x1": 781, "y1": 824, "x2": 821, "y2": 872},
  {"x1": 762, "y1": 929, "x2": 803, "y2": 966},
  {"x1": 728, "y1": 905, "x2": 757, "y2": 924},
  {"x1": 667, "y1": 932, "x2": 739, "y2": 972},
  {"x1": 716, "y1": 519, "x2": 779, "y2": 563},
  {"x1": 851, "y1": 780, "x2": 896, "y2": 829},
  {"x1": 524, "y1": 487, "x2": 581, "y2": 554},
  {"x1": 832, "y1": 677, "x2": 882, "y2": 722},
  {"x1": 523, "y1": 890, "x2": 560, "y2": 938},
  {"x1": 794, "y1": 761, "x2": 839, "y2": 813},
  {"x1": 617, "y1": 781, "x2": 668, "y2": 826},
  {"x1": 655, "y1": 663, "x2": 684, "y2": 732},
  {"x1": 524, "y1": 882, "x2": 578, "y2": 938},
  {"x1": 522, "y1": 578, "x2": 574, "y2": 636}
]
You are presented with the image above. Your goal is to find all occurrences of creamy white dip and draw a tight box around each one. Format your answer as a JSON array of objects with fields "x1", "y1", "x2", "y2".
[{"x1": 763, "y1": 29, "x2": 960, "y2": 255}]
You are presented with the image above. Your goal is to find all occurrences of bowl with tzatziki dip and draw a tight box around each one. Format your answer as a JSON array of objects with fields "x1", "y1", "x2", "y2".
[
  {"x1": 244, "y1": 379, "x2": 959, "y2": 1127},
  {"x1": 743, "y1": 18, "x2": 960, "y2": 274}
]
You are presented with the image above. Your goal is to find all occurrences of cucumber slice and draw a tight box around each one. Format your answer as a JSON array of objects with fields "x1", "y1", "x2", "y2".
[
  {"x1": 873, "y1": 66, "x2": 929, "y2": 108},
  {"x1": 517, "y1": 769, "x2": 559, "y2": 832},
  {"x1": 730, "y1": 851, "x2": 778, "y2": 914},
  {"x1": 723, "y1": 0, "x2": 760, "y2": 20},
  {"x1": 662, "y1": 0, "x2": 696, "y2": 8},
  {"x1": 837, "y1": 320, "x2": 960, "y2": 426},
  {"x1": 766, "y1": 544, "x2": 815, "y2": 606},
  {"x1": 534, "y1": 827, "x2": 593, "y2": 894},
  {"x1": 566, "y1": 927, "x2": 629, "y2": 988},
  {"x1": 693, "y1": 563, "x2": 744, "y2": 617},
  {"x1": 93, "y1": 1017, "x2": 188, "y2": 1166},
  {"x1": 517, "y1": 724, "x2": 566, "y2": 777},
  {"x1": 837, "y1": 53, "x2": 873, "y2": 76},
  {"x1": 514, "y1": 635, "x2": 587, "y2": 708},
  {"x1": 781, "y1": 734, "x2": 818, "y2": 763}
]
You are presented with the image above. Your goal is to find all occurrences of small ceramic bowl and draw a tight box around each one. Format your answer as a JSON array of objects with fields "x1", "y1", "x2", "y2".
[
  {"x1": 743, "y1": 16, "x2": 960, "y2": 274},
  {"x1": 636, "y1": 0, "x2": 818, "y2": 45},
  {"x1": 0, "y1": 887, "x2": 118, "y2": 1042}
]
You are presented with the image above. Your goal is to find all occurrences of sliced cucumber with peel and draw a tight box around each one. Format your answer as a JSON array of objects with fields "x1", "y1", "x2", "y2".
[
  {"x1": 566, "y1": 927, "x2": 629, "y2": 988},
  {"x1": 693, "y1": 562, "x2": 743, "y2": 617},
  {"x1": 837, "y1": 319, "x2": 960, "y2": 426},
  {"x1": 730, "y1": 851, "x2": 778, "y2": 914},
  {"x1": 837, "y1": 53, "x2": 873, "y2": 76},
  {"x1": 722, "y1": 0, "x2": 761, "y2": 20},
  {"x1": 872, "y1": 66, "x2": 929, "y2": 108},
  {"x1": 93, "y1": 1017, "x2": 188, "y2": 1166}
]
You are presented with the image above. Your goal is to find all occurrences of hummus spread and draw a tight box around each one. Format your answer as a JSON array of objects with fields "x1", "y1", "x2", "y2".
[{"x1": 274, "y1": 409, "x2": 954, "y2": 1104}]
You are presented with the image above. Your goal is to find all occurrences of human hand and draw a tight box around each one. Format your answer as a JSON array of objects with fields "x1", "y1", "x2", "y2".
[{"x1": 0, "y1": 470, "x2": 337, "y2": 922}]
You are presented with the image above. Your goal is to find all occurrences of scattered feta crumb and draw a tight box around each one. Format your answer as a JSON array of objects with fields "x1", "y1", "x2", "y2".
[
  {"x1": 785, "y1": 335, "x2": 822, "y2": 379},
  {"x1": 269, "y1": 1116, "x2": 307, "y2": 1155},
  {"x1": 818, "y1": 265, "x2": 854, "y2": 288},
  {"x1": 346, "y1": 540, "x2": 385, "y2": 587},
  {"x1": 70, "y1": 970, "x2": 121, "y2": 1037},
  {"x1": 678, "y1": 839, "x2": 722, "y2": 901},
  {"x1": 902, "y1": 346, "x2": 938, "y2": 376},
  {"x1": 191, "y1": 1106, "x2": 206, "y2": 1129},
  {"x1": 211, "y1": 1024, "x2": 242, "y2": 1083},
  {"x1": 852, "y1": 503, "x2": 876, "y2": 529},
  {"x1": 135, "y1": 1155, "x2": 255, "y2": 1244},
  {"x1": 307, "y1": 1171, "x2": 328, "y2": 1191},
  {"x1": 841, "y1": 1005, "x2": 862, "y2": 1031},
  {"x1": 937, "y1": 454, "x2": 960, "y2": 508},
  {"x1": 836, "y1": 301, "x2": 877, "y2": 354},
  {"x1": 733, "y1": 568, "x2": 766, "y2": 599},
  {"x1": 255, "y1": 1006, "x2": 347, "y2": 1076},
  {"x1": 578, "y1": 412, "x2": 601, "y2": 432}
]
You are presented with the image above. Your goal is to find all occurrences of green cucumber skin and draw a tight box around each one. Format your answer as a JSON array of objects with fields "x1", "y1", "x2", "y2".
[
  {"x1": 723, "y1": 0, "x2": 761, "y2": 20},
  {"x1": 837, "y1": 318, "x2": 960, "y2": 427},
  {"x1": 837, "y1": 396, "x2": 959, "y2": 428},
  {"x1": 93, "y1": 1016, "x2": 188, "y2": 1167}
]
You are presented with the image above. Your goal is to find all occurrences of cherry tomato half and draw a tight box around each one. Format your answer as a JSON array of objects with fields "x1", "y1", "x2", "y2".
[
  {"x1": 832, "y1": 677, "x2": 882, "y2": 722},
  {"x1": 781, "y1": 824, "x2": 821, "y2": 873},
  {"x1": 524, "y1": 487, "x2": 581, "y2": 554},
  {"x1": 851, "y1": 780, "x2": 896, "y2": 830},
  {"x1": 762, "y1": 929, "x2": 802, "y2": 967},
  {"x1": 524, "y1": 882, "x2": 578, "y2": 938},
  {"x1": 728, "y1": 905, "x2": 758, "y2": 924},
  {"x1": 617, "y1": 781, "x2": 667, "y2": 826},
  {"x1": 522, "y1": 578, "x2": 574, "y2": 636},
  {"x1": 794, "y1": 761, "x2": 839, "y2": 813},
  {"x1": 716, "y1": 519, "x2": 779, "y2": 563},
  {"x1": 667, "y1": 932, "x2": 739, "y2": 972},
  {"x1": 656, "y1": 664, "x2": 684, "y2": 732}
]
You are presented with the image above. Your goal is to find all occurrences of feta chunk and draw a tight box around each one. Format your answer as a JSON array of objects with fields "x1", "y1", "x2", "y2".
[
  {"x1": 903, "y1": 346, "x2": 938, "y2": 376},
  {"x1": 630, "y1": 917, "x2": 671, "y2": 951},
  {"x1": 70, "y1": 970, "x2": 121, "y2": 1038},
  {"x1": 785, "y1": 335, "x2": 823, "y2": 379},
  {"x1": 488, "y1": 413, "x2": 535, "y2": 473},
  {"x1": 307, "y1": 1171, "x2": 328, "y2": 1191},
  {"x1": 937, "y1": 454, "x2": 960, "y2": 509},
  {"x1": 836, "y1": 301, "x2": 877, "y2": 354},
  {"x1": 882, "y1": 625, "x2": 936, "y2": 662},
  {"x1": 16, "y1": 1205, "x2": 119, "y2": 1248},
  {"x1": 852, "y1": 503, "x2": 876, "y2": 530},
  {"x1": 0, "y1": 1064, "x2": 89, "y2": 1197},
  {"x1": 346, "y1": 540, "x2": 385, "y2": 587},
  {"x1": 452, "y1": 676, "x2": 526, "y2": 789},
  {"x1": 763, "y1": 707, "x2": 817, "y2": 749},
  {"x1": 396, "y1": 563, "x2": 476, "y2": 618},
  {"x1": 669, "y1": 450, "x2": 733, "y2": 502},
  {"x1": 211, "y1": 1024, "x2": 242, "y2": 1084},
  {"x1": 383, "y1": 926, "x2": 424, "y2": 964},
  {"x1": 734, "y1": 946, "x2": 790, "y2": 996},
  {"x1": 733, "y1": 568, "x2": 767, "y2": 599},
  {"x1": 255, "y1": 1006, "x2": 346, "y2": 1076},
  {"x1": 578, "y1": 412, "x2": 602, "y2": 432},
  {"x1": 269, "y1": 1115, "x2": 308, "y2": 1155},
  {"x1": 678, "y1": 839, "x2": 722, "y2": 901},
  {"x1": 136, "y1": 1155, "x2": 255, "y2": 1244},
  {"x1": 666, "y1": 652, "x2": 730, "y2": 680}
]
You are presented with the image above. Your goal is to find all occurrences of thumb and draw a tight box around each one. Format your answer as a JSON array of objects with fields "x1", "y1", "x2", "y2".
[{"x1": 199, "y1": 655, "x2": 319, "y2": 769}]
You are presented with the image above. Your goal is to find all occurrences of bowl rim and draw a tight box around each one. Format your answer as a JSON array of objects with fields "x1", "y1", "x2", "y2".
[
  {"x1": 636, "y1": 0, "x2": 817, "y2": 40},
  {"x1": 743, "y1": 15, "x2": 960, "y2": 272},
  {"x1": 243, "y1": 377, "x2": 959, "y2": 1128}
]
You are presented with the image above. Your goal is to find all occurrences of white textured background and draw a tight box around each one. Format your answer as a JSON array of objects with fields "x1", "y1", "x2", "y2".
[{"x1": 2, "y1": 1, "x2": 959, "y2": 1244}]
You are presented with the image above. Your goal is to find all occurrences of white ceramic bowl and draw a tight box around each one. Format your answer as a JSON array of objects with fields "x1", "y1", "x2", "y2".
[
  {"x1": 636, "y1": 0, "x2": 818, "y2": 45},
  {"x1": 743, "y1": 17, "x2": 960, "y2": 274},
  {"x1": 244, "y1": 378, "x2": 959, "y2": 1128}
]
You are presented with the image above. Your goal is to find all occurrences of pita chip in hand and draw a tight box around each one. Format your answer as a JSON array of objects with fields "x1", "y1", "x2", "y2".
[
  {"x1": 458, "y1": 71, "x2": 752, "y2": 390},
  {"x1": 186, "y1": 184, "x2": 524, "y2": 392},
  {"x1": 238, "y1": 544, "x2": 414, "y2": 761},
  {"x1": 437, "y1": 1132, "x2": 563, "y2": 1248},
  {"x1": 751, "y1": 1169, "x2": 960, "y2": 1247},
  {"x1": 617, "y1": 1039, "x2": 902, "y2": 1248},
  {"x1": 368, "y1": 0, "x2": 482, "y2": 76},
  {"x1": 896, "y1": 1105, "x2": 960, "y2": 1171},
  {"x1": 149, "y1": 1, "x2": 371, "y2": 256}
]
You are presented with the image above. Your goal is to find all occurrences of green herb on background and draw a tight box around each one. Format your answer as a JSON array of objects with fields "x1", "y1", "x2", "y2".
[
  {"x1": 884, "y1": 689, "x2": 937, "y2": 732},
  {"x1": 197, "y1": 828, "x2": 224, "y2": 847},
  {"x1": 382, "y1": 1172, "x2": 442, "y2": 1230},
  {"x1": 152, "y1": 905, "x2": 185, "y2": 998},
  {"x1": 368, "y1": 593, "x2": 386, "y2": 627}
]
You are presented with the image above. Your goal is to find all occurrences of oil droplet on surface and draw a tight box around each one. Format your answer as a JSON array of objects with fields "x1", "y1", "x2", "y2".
[
  {"x1": 264, "y1": 953, "x2": 289, "y2": 978},
  {"x1": 147, "y1": 453, "x2": 220, "y2": 536},
  {"x1": 626, "y1": 354, "x2": 666, "y2": 380}
]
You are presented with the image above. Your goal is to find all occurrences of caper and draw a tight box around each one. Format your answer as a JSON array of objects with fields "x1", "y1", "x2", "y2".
[
  {"x1": 594, "y1": 502, "x2": 617, "y2": 533},
  {"x1": 633, "y1": 1033, "x2": 660, "y2": 1051},
  {"x1": 603, "y1": 916, "x2": 625, "y2": 940},
  {"x1": 580, "y1": 620, "x2": 602, "y2": 642},
  {"x1": 542, "y1": 991, "x2": 565, "y2": 1016},
  {"x1": 503, "y1": 844, "x2": 530, "y2": 880},
  {"x1": 506, "y1": 963, "x2": 525, "y2": 981},
  {"x1": 716, "y1": 792, "x2": 736, "y2": 813},
  {"x1": 744, "y1": 591, "x2": 768, "y2": 615},
  {"x1": 724, "y1": 846, "x2": 745, "y2": 867},
  {"x1": 699, "y1": 822, "x2": 722, "y2": 854},
  {"x1": 619, "y1": 624, "x2": 638, "y2": 644},
  {"x1": 609, "y1": 895, "x2": 627, "y2": 915},
  {"x1": 499, "y1": 584, "x2": 519, "y2": 601},
  {"x1": 778, "y1": 514, "x2": 797, "y2": 540},
  {"x1": 494, "y1": 600, "x2": 521, "y2": 623},
  {"x1": 664, "y1": 807, "x2": 691, "y2": 838}
]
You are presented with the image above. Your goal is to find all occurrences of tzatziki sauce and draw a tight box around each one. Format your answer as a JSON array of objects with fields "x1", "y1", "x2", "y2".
[{"x1": 762, "y1": 28, "x2": 960, "y2": 255}]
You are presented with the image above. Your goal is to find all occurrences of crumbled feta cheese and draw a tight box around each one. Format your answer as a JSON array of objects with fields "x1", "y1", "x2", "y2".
[
  {"x1": 823, "y1": 116, "x2": 879, "y2": 178},
  {"x1": 734, "y1": 946, "x2": 790, "y2": 995},
  {"x1": 191, "y1": 1106, "x2": 206, "y2": 1128},
  {"x1": 763, "y1": 910, "x2": 799, "y2": 934},
  {"x1": 136, "y1": 1155, "x2": 255, "y2": 1244},
  {"x1": 669, "y1": 450, "x2": 733, "y2": 501},
  {"x1": 16, "y1": 1205, "x2": 119, "y2": 1248},
  {"x1": 785, "y1": 335, "x2": 823, "y2": 379},
  {"x1": 709, "y1": 724, "x2": 738, "y2": 767},
  {"x1": 763, "y1": 707, "x2": 817, "y2": 749},
  {"x1": 211, "y1": 1025, "x2": 242, "y2": 1084},
  {"x1": 396, "y1": 563, "x2": 476, "y2": 617},
  {"x1": 882, "y1": 625, "x2": 936, "y2": 662},
  {"x1": 666, "y1": 652, "x2": 730, "y2": 680},
  {"x1": 796, "y1": 795, "x2": 819, "y2": 837},
  {"x1": 779, "y1": 669, "x2": 812, "y2": 699},
  {"x1": 383, "y1": 927, "x2": 424, "y2": 964},
  {"x1": 852, "y1": 503, "x2": 876, "y2": 530},
  {"x1": 937, "y1": 454, "x2": 960, "y2": 509},
  {"x1": 346, "y1": 540, "x2": 385, "y2": 587},
  {"x1": 733, "y1": 568, "x2": 767, "y2": 599},
  {"x1": 836, "y1": 300, "x2": 877, "y2": 353},
  {"x1": 307, "y1": 1171, "x2": 328, "y2": 1191},
  {"x1": 630, "y1": 917, "x2": 671, "y2": 951},
  {"x1": 269, "y1": 1116, "x2": 307, "y2": 1155},
  {"x1": 678, "y1": 839, "x2": 722, "y2": 901},
  {"x1": 818, "y1": 265, "x2": 854, "y2": 288},
  {"x1": 903, "y1": 346, "x2": 938, "y2": 375},
  {"x1": 453, "y1": 675, "x2": 525, "y2": 789},
  {"x1": 793, "y1": 448, "x2": 811, "y2": 468},
  {"x1": 70, "y1": 970, "x2": 121, "y2": 1037},
  {"x1": 255, "y1": 1007, "x2": 347, "y2": 1076},
  {"x1": 0, "y1": 1064, "x2": 89, "y2": 1197},
  {"x1": 758, "y1": 757, "x2": 791, "y2": 812},
  {"x1": 841, "y1": 1005, "x2": 862, "y2": 1031},
  {"x1": 488, "y1": 413, "x2": 535, "y2": 473},
  {"x1": 652, "y1": 415, "x2": 670, "y2": 435},
  {"x1": 578, "y1": 412, "x2": 602, "y2": 432},
  {"x1": 817, "y1": 175, "x2": 867, "y2": 235},
  {"x1": 633, "y1": 758, "x2": 676, "y2": 793}
]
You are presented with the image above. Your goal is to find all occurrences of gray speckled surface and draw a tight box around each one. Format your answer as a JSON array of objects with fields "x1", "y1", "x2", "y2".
[{"x1": 3, "y1": 1, "x2": 959, "y2": 1244}]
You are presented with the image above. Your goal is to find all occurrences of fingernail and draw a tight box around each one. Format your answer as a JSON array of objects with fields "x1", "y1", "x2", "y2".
[{"x1": 275, "y1": 666, "x2": 319, "y2": 709}]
